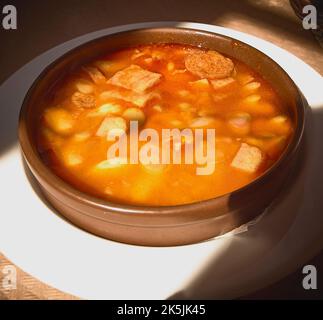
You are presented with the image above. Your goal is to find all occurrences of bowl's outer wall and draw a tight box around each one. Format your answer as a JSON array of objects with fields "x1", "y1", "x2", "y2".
[{"x1": 18, "y1": 28, "x2": 305, "y2": 246}]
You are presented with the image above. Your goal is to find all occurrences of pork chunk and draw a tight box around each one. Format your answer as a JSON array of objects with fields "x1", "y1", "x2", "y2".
[
  {"x1": 83, "y1": 66, "x2": 106, "y2": 84},
  {"x1": 71, "y1": 92, "x2": 96, "y2": 108},
  {"x1": 107, "y1": 65, "x2": 161, "y2": 93},
  {"x1": 100, "y1": 90, "x2": 160, "y2": 108},
  {"x1": 185, "y1": 51, "x2": 234, "y2": 79},
  {"x1": 231, "y1": 143, "x2": 263, "y2": 173}
]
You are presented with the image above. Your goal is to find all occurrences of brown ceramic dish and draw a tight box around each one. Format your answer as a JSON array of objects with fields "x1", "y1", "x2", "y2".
[{"x1": 18, "y1": 27, "x2": 306, "y2": 246}]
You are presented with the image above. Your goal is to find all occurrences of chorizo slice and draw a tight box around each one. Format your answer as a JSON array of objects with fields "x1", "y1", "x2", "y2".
[{"x1": 185, "y1": 51, "x2": 234, "y2": 79}]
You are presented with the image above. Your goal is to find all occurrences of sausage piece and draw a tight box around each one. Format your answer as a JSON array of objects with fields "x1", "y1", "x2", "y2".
[
  {"x1": 185, "y1": 51, "x2": 234, "y2": 79},
  {"x1": 71, "y1": 92, "x2": 96, "y2": 109}
]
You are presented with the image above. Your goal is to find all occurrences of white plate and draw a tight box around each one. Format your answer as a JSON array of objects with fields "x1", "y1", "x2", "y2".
[{"x1": 0, "y1": 22, "x2": 323, "y2": 300}]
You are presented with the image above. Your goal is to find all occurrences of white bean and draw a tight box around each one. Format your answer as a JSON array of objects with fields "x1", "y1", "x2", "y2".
[
  {"x1": 122, "y1": 108, "x2": 146, "y2": 125},
  {"x1": 75, "y1": 81, "x2": 94, "y2": 94},
  {"x1": 44, "y1": 108, "x2": 75, "y2": 134},
  {"x1": 96, "y1": 157, "x2": 128, "y2": 169},
  {"x1": 96, "y1": 116, "x2": 127, "y2": 137},
  {"x1": 243, "y1": 81, "x2": 261, "y2": 92},
  {"x1": 243, "y1": 94, "x2": 261, "y2": 104},
  {"x1": 189, "y1": 117, "x2": 215, "y2": 128}
]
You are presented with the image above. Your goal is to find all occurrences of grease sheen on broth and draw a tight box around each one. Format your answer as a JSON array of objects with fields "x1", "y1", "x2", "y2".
[{"x1": 36, "y1": 44, "x2": 293, "y2": 206}]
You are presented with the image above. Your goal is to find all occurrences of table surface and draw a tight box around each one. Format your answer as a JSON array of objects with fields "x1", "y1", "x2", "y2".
[{"x1": 0, "y1": 0, "x2": 322, "y2": 300}]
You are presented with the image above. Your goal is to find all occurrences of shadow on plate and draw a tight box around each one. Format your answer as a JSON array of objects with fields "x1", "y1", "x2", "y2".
[
  {"x1": 168, "y1": 105, "x2": 323, "y2": 299},
  {"x1": 21, "y1": 157, "x2": 76, "y2": 226}
]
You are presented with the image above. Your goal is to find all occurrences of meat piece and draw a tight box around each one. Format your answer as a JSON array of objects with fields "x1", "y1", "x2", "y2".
[
  {"x1": 94, "y1": 60, "x2": 127, "y2": 76},
  {"x1": 231, "y1": 143, "x2": 263, "y2": 173},
  {"x1": 185, "y1": 51, "x2": 234, "y2": 79},
  {"x1": 100, "y1": 90, "x2": 159, "y2": 108},
  {"x1": 71, "y1": 92, "x2": 96, "y2": 108},
  {"x1": 83, "y1": 66, "x2": 106, "y2": 84},
  {"x1": 107, "y1": 65, "x2": 161, "y2": 93}
]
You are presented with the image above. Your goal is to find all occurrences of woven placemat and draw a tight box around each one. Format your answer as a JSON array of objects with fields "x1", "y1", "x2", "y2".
[{"x1": 0, "y1": 253, "x2": 77, "y2": 300}]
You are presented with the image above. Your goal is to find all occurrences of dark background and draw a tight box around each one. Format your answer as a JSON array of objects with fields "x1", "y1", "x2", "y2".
[
  {"x1": 0, "y1": 0, "x2": 322, "y2": 299},
  {"x1": 1, "y1": 0, "x2": 322, "y2": 84}
]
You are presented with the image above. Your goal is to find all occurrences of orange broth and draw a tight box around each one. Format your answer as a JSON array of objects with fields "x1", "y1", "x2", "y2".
[{"x1": 36, "y1": 44, "x2": 293, "y2": 206}]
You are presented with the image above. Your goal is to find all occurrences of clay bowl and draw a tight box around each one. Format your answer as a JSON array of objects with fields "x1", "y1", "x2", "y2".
[{"x1": 18, "y1": 27, "x2": 306, "y2": 246}]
